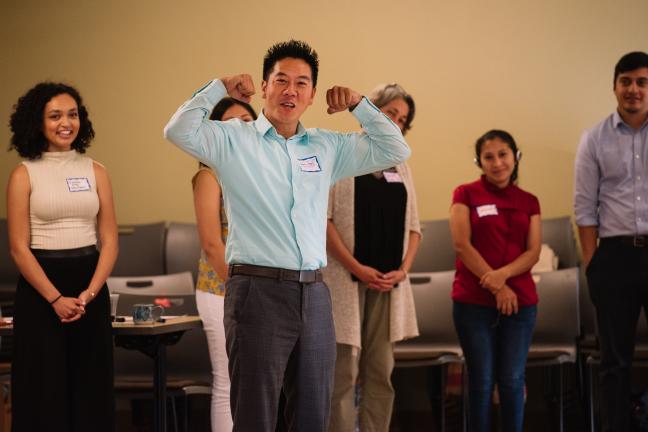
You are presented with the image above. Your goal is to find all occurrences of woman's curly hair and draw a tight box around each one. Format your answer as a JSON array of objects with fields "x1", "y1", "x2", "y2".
[{"x1": 9, "y1": 82, "x2": 95, "y2": 159}]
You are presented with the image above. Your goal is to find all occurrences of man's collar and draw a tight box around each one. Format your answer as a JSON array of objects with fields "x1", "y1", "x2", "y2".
[
  {"x1": 254, "y1": 110, "x2": 307, "y2": 139},
  {"x1": 612, "y1": 110, "x2": 625, "y2": 129},
  {"x1": 613, "y1": 110, "x2": 648, "y2": 130},
  {"x1": 254, "y1": 110, "x2": 274, "y2": 135}
]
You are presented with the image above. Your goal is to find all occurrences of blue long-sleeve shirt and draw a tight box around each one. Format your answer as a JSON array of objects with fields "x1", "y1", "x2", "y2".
[
  {"x1": 574, "y1": 111, "x2": 648, "y2": 237},
  {"x1": 164, "y1": 79, "x2": 410, "y2": 270}
]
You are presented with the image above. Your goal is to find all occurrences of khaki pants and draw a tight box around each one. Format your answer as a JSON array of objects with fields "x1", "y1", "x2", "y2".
[{"x1": 329, "y1": 284, "x2": 394, "y2": 432}]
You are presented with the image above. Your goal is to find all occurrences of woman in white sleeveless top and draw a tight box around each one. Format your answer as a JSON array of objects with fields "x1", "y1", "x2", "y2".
[{"x1": 7, "y1": 82, "x2": 117, "y2": 432}]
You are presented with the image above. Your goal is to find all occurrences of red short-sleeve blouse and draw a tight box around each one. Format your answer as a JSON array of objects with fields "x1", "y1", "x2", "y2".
[{"x1": 451, "y1": 175, "x2": 541, "y2": 307}]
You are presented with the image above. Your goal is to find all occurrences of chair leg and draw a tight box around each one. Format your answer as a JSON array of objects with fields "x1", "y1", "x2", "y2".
[
  {"x1": 184, "y1": 394, "x2": 189, "y2": 432},
  {"x1": 462, "y1": 363, "x2": 468, "y2": 432},
  {"x1": 558, "y1": 364, "x2": 564, "y2": 432},
  {"x1": 588, "y1": 362, "x2": 595, "y2": 432},
  {"x1": 170, "y1": 396, "x2": 179, "y2": 432},
  {"x1": 441, "y1": 364, "x2": 446, "y2": 432},
  {"x1": 577, "y1": 351, "x2": 585, "y2": 406}
]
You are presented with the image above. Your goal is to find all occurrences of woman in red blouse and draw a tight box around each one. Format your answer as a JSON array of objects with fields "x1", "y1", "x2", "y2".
[{"x1": 449, "y1": 129, "x2": 541, "y2": 432}]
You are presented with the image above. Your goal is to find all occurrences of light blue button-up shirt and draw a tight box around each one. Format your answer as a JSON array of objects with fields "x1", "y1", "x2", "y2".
[
  {"x1": 164, "y1": 79, "x2": 410, "y2": 270},
  {"x1": 574, "y1": 111, "x2": 648, "y2": 237}
]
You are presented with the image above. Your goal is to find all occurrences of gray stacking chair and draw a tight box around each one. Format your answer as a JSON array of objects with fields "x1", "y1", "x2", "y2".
[
  {"x1": 526, "y1": 267, "x2": 580, "y2": 432},
  {"x1": 541, "y1": 216, "x2": 597, "y2": 416},
  {"x1": 410, "y1": 220, "x2": 456, "y2": 273},
  {"x1": 394, "y1": 270, "x2": 463, "y2": 431},
  {"x1": 112, "y1": 222, "x2": 167, "y2": 276},
  {"x1": 165, "y1": 222, "x2": 202, "y2": 284}
]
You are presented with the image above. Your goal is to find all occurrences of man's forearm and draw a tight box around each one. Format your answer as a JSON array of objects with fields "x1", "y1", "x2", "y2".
[
  {"x1": 355, "y1": 97, "x2": 410, "y2": 165},
  {"x1": 326, "y1": 221, "x2": 360, "y2": 275},
  {"x1": 578, "y1": 225, "x2": 598, "y2": 268},
  {"x1": 332, "y1": 98, "x2": 411, "y2": 181}
]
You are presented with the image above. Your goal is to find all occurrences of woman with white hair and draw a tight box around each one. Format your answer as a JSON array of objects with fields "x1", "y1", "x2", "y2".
[{"x1": 323, "y1": 83, "x2": 422, "y2": 432}]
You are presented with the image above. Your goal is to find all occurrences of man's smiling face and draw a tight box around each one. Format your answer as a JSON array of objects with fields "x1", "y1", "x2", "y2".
[{"x1": 261, "y1": 57, "x2": 316, "y2": 136}]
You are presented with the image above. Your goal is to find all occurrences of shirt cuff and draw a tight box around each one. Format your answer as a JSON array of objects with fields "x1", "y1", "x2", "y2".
[{"x1": 575, "y1": 214, "x2": 599, "y2": 227}]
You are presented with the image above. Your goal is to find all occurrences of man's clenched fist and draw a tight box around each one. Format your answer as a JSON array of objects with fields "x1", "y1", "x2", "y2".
[
  {"x1": 221, "y1": 74, "x2": 256, "y2": 103},
  {"x1": 326, "y1": 86, "x2": 362, "y2": 114}
]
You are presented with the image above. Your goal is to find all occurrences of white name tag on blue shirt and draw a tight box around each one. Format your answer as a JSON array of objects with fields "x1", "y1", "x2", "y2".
[
  {"x1": 298, "y1": 156, "x2": 321, "y2": 172},
  {"x1": 383, "y1": 171, "x2": 403, "y2": 183},
  {"x1": 66, "y1": 177, "x2": 91, "y2": 192},
  {"x1": 476, "y1": 204, "x2": 498, "y2": 217}
]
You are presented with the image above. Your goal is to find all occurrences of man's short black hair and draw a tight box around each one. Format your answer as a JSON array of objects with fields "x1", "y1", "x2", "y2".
[
  {"x1": 614, "y1": 51, "x2": 648, "y2": 86},
  {"x1": 263, "y1": 40, "x2": 319, "y2": 87}
]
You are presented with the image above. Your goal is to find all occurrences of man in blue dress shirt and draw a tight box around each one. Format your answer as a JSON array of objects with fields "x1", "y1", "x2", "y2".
[
  {"x1": 164, "y1": 40, "x2": 410, "y2": 431},
  {"x1": 575, "y1": 51, "x2": 648, "y2": 432}
]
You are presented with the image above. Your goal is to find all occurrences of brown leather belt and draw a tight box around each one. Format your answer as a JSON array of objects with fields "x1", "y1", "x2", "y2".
[
  {"x1": 601, "y1": 235, "x2": 648, "y2": 248},
  {"x1": 228, "y1": 264, "x2": 323, "y2": 283}
]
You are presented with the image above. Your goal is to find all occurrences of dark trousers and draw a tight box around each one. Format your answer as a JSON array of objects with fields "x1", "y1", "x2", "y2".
[
  {"x1": 587, "y1": 239, "x2": 648, "y2": 432},
  {"x1": 12, "y1": 251, "x2": 114, "y2": 432},
  {"x1": 224, "y1": 275, "x2": 336, "y2": 432}
]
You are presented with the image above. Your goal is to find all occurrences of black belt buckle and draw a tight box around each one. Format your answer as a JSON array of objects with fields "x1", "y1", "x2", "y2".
[{"x1": 634, "y1": 236, "x2": 646, "y2": 247}]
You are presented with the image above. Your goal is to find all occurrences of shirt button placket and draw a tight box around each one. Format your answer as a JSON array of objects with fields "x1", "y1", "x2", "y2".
[{"x1": 286, "y1": 137, "x2": 304, "y2": 267}]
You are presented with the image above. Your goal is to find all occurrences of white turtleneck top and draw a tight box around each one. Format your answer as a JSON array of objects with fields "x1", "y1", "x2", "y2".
[{"x1": 22, "y1": 150, "x2": 99, "y2": 250}]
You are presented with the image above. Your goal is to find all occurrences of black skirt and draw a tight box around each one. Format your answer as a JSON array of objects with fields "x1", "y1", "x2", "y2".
[{"x1": 11, "y1": 247, "x2": 114, "y2": 432}]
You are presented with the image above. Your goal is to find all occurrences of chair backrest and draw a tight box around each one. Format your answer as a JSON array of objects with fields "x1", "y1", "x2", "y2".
[
  {"x1": 531, "y1": 267, "x2": 580, "y2": 355},
  {"x1": 113, "y1": 293, "x2": 211, "y2": 384},
  {"x1": 0, "y1": 219, "x2": 20, "y2": 285},
  {"x1": 405, "y1": 270, "x2": 462, "y2": 355},
  {"x1": 0, "y1": 219, "x2": 19, "y2": 360},
  {"x1": 112, "y1": 222, "x2": 166, "y2": 276},
  {"x1": 540, "y1": 216, "x2": 580, "y2": 269},
  {"x1": 539, "y1": 216, "x2": 596, "y2": 339},
  {"x1": 107, "y1": 272, "x2": 194, "y2": 296},
  {"x1": 165, "y1": 222, "x2": 201, "y2": 283},
  {"x1": 410, "y1": 220, "x2": 456, "y2": 273}
]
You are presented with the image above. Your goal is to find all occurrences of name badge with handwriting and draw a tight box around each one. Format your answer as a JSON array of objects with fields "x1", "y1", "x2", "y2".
[
  {"x1": 66, "y1": 178, "x2": 91, "y2": 192},
  {"x1": 476, "y1": 204, "x2": 498, "y2": 217},
  {"x1": 298, "y1": 156, "x2": 321, "y2": 172}
]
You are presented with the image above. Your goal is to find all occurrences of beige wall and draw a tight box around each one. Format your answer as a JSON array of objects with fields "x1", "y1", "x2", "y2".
[{"x1": 1, "y1": 0, "x2": 647, "y2": 224}]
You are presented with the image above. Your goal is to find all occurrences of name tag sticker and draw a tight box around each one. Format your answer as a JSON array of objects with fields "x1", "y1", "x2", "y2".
[
  {"x1": 66, "y1": 178, "x2": 91, "y2": 192},
  {"x1": 298, "y1": 156, "x2": 321, "y2": 172},
  {"x1": 476, "y1": 204, "x2": 498, "y2": 217},
  {"x1": 383, "y1": 171, "x2": 403, "y2": 183}
]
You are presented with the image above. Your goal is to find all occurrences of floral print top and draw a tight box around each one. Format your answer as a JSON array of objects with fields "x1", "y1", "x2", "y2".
[{"x1": 193, "y1": 168, "x2": 228, "y2": 296}]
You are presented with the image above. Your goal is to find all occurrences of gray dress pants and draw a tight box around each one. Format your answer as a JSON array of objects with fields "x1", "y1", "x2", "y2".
[{"x1": 224, "y1": 274, "x2": 336, "y2": 431}]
